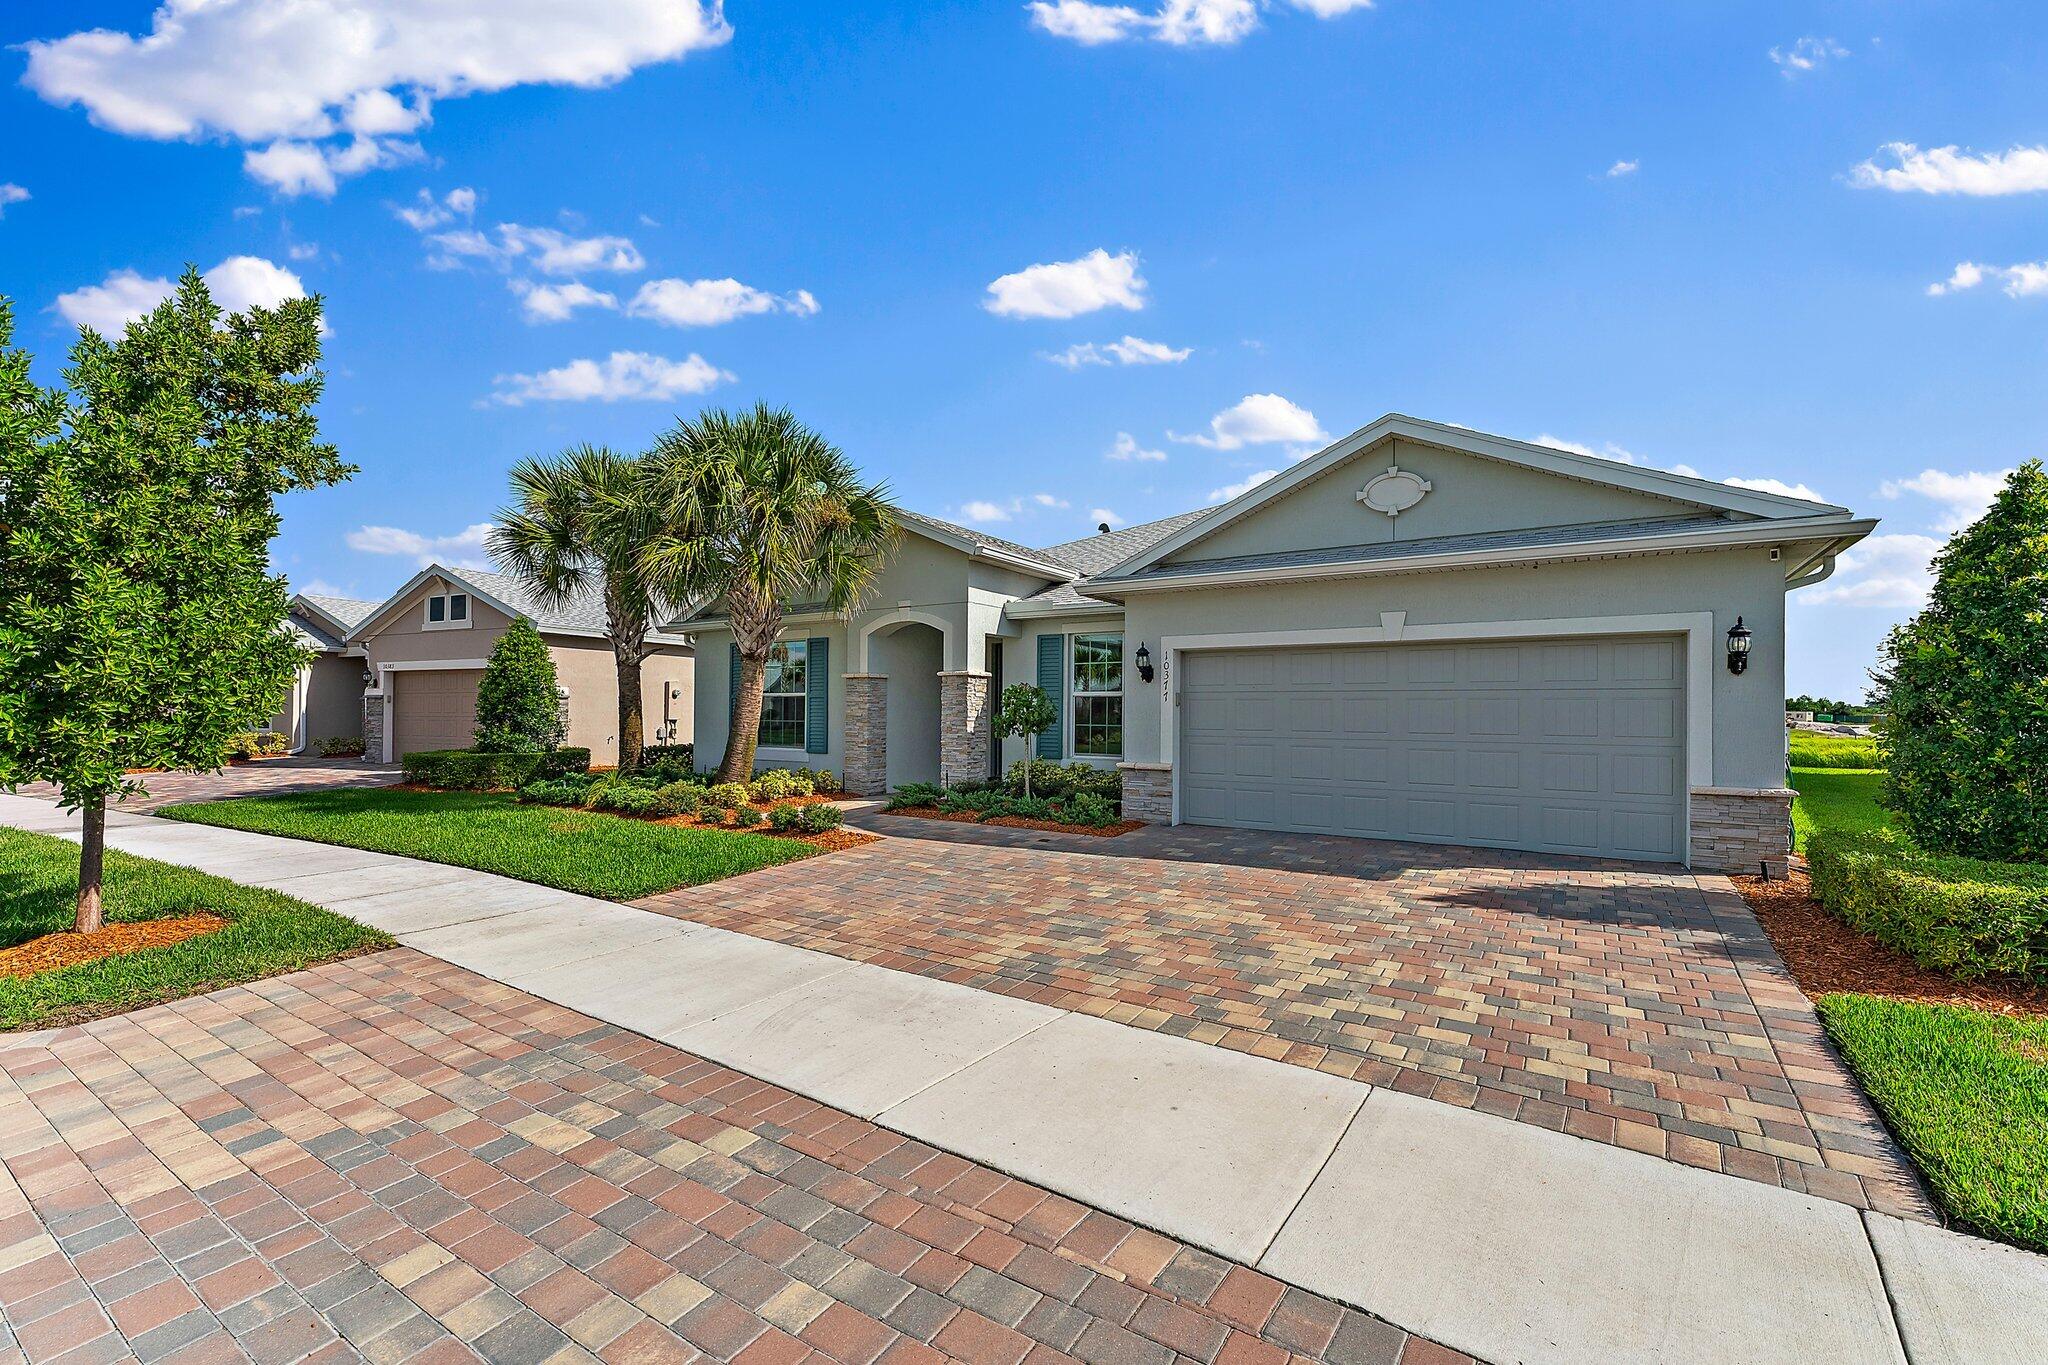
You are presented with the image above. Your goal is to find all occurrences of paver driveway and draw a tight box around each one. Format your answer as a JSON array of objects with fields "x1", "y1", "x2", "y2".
[
  {"x1": 637, "y1": 812, "x2": 1931, "y2": 1221},
  {"x1": 12, "y1": 758, "x2": 399, "y2": 814},
  {"x1": 0, "y1": 950, "x2": 1468, "y2": 1365}
]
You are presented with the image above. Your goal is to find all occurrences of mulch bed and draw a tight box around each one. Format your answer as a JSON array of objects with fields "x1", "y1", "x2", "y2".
[
  {"x1": 1737, "y1": 871, "x2": 2048, "y2": 1018},
  {"x1": 0, "y1": 915, "x2": 228, "y2": 978},
  {"x1": 888, "y1": 805, "x2": 1143, "y2": 838}
]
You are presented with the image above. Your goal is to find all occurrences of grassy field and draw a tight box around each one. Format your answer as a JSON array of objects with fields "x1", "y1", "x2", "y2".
[
  {"x1": 0, "y1": 825, "x2": 388, "y2": 1031},
  {"x1": 1789, "y1": 766, "x2": 1893, "y2": 850},
  {"x1": 160, "y1": 788, "x2": 815, "y2": 899},
  {"x1": 1786, "y1": 731, "x2": 1880, "y2": 769}
]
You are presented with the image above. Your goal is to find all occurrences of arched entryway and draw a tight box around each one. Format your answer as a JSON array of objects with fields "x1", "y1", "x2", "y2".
[{"x1": 869, "y1": 621, "x2": 943, "y2": 789}]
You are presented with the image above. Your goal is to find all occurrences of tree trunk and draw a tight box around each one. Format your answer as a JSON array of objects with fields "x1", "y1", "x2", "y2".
[
  {"x1": 616, "y1": 642, "x2": 646, "y2": 773},
  {"x1": 719, "y1": 651, "x2": 767, "y2": 784},
  {"x1": 75, "y1": 796, "x2": 106, "y2": 935}
]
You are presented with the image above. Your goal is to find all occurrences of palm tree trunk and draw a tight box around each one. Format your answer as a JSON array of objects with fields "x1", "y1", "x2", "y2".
[
  {"x1": 720, "y1": 651, "x2": 766, "y2": 784},
  {"x1": 616, "y1": 642, "x2": 646, "y2": 772},
  {"x1": 76, "y1": 796, "x2": 106, "y2": 934}
]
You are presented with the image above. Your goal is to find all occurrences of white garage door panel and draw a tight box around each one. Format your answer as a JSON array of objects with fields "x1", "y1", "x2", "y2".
[{"x1": 1178, "y1": 638, "x2": 1687, "y2": 862}]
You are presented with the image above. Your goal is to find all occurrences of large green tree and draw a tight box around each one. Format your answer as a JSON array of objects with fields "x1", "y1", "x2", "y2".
[
  {"x1": 642, "y1": 404, "x2": 897, "y2": 784},
  {"x1": 0, "y1": 276, "x2": 351, "y2": 931},
  {"x1": 488, "y1": 445, "x2": 666, "y2": 772},
  {"x1": 1874, "y1": 460, "x2": 2048, "y2": 862}
]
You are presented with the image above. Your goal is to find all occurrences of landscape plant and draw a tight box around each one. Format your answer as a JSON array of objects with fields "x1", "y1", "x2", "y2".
[
  {"x1": 473, "y1": 616, "x2": 565, "y2": 752},
  {"x1": 995, "y1": 686, "x2": 1059, "y2": 797},
  {"x1": 0, "y1": 282, "x2": 351, "y2": 932}
]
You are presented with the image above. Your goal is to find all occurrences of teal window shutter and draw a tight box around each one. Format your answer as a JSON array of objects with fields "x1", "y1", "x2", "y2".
[
  {"x1": 1035, "y1": 633, "x2": 1064, "y2": 759},
  {"x1": 805, "y1": 637, "x2": 829, "y2": 754}
]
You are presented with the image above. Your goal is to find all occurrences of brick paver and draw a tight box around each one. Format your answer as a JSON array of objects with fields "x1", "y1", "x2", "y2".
[
  {"x1": 635, "y1": 813, "x2": 1932, "y2": 1221},
  {"x1": 0, "y1": 949, "x2": 1470, "y2": 1365},
  {"x1": 13, "y1": 757, "x2": 399, "y2": 814}
]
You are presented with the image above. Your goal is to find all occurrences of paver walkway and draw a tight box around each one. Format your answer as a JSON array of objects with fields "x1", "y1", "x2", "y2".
[
  {"x1": 636, "y1": 811, "x2": 1932, "y2": 1219},
  {"x1": 0, "y1": 950, "x2": 1467, "y2": 1365},
  {"x1": 12, "y1": 758, "x2": 398, "y2": 814}
]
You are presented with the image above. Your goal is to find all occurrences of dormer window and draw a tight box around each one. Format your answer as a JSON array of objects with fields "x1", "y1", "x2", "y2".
[{"x1": 425, "y1": 591, "x2": 470, "y2": 629}]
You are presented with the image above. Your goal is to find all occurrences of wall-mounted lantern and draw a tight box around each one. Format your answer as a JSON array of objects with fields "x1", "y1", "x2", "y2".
[
  {"x1": 1135, "y1": 642, "x2": 1155, "y2": 683},
  {"x1": 1726, "y1": 617, "x2": 1752, "y2": 675}
]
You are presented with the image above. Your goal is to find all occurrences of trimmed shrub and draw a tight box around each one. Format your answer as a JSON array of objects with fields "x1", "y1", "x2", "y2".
[
  {"x1": 595, "y1": 784, "x2": 662, "y2": 815},
  {"x1": 938, "y1": 788, "x2": 1004, "y2": 816},
  {"x1": 517, "y1": 777, "x2": 591, "y2": 806},
  {"x1": 1788, "y1": 732, "x2": 1880, "y2": 769},
  {"x1": 1058, "y1": 792, "x2": 1119, "y2": 828},
  {"x1": 652, "y1": 781, "x2": 702, "y2": 818},
  {"x1": 798, "y1": 804, "x2": 843, "y2": 834},
  {"x1": 768, "y1": 803, "x2": 805, "y2": 832},
  {"x1": 633, "y1": 745, "x2": 697, "y2": 784},
  {"x1": 808, "y1": 768, "x2": 841, "y2": 793},
  {"x1": 1004, "y1": 760, "x2": 1119, "y2": 804},
  {"x1": 317, "y1": 735, "x2": 365, "y2": 757},
  {"x1": 750, "y1": 769, "x2": 810, "y2": 802},
  {"x1": 474, "y1": 617, "x2": 565, "y2": 753},
  {"x1": 884, "y1": 782, "x2": 944, "y2": 811},
  {"x1": 228, "y1": 730, "x2": 290, "y2": 759},
  {"x1": 403, "y1": 749, "x2": 551, "y2": 790},
  {"x1": 730, "y1": 805, "x2": 764, "y2": 828},
  {"x1": 1807, "y1": 827, "x2": 2048, "y2": 983},
  {"x1": 704, "y1": 782, "x2": 750, "y2": 811}
]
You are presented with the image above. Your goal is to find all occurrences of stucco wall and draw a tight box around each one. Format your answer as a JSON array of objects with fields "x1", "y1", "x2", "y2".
[
  {"x1": 360, "y1": 575, "x2": 512, "y2": 670},
  {"x1": 996, "y1": 613, "x2": 1132, "y2": 773},
  {"x1": 1121, "y1": 544, "x2": 1789, "y2": 790},
  {"x1": 692, "y1": 621, "x2": 850, "y2": 776},
  {"x1": 305, "y1": 654, "x2": 366, "y2": 746},
  {"x1": 548, "y1": 637, "x2": 696, "y2": 765},
  {"x1": 872, "y1": 623, "x2": 943, "y2": 787}
]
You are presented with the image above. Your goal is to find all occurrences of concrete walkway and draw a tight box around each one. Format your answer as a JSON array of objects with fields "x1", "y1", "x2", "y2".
[{"x1": 5, "y1": 793, "x2": 2045, "y2": 1365}]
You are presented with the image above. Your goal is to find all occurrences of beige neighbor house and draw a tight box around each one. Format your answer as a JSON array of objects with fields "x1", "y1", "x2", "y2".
[
  {"x1": 688, "y1": 414, "x2": 1874, "y2": 875},
  {"x1": 271, "y1": 594, "x2": 380, "y2": 753},
  {"x1": 342, "y1": 565, "x2": 695, "y2": 765}
]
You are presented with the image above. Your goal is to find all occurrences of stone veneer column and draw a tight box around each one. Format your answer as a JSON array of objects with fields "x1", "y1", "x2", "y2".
[
  {"x1": 937, "y1": 671, "x2": 992, "y2": 789},
  {"x1": 842, "y1": 673, "x2": 888, "y2": 795},
  {"x1": 1117, "y1": 762, "x2": 1173, "y2": 824},
  {"x1": 361, "y1": 687, "x2": 388, "y2": 763},
  {"x1": 1689, "y1": 786, "x2": 1795, "y2": 878}
]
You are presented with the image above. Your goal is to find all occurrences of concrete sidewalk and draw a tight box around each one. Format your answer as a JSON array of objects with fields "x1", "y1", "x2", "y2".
[{"x1": 6, "y1": 792, "x2": 2044, "y2": 1365}]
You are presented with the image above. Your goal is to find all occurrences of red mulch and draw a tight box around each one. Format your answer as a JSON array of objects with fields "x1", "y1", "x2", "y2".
[
  {"x1": 0, "y1": 916, "x2": 228, "y2": 979},
  {"x1": 1736, "y1": 871, "x2": 2048, "y2": 1018},
  {"x1": 890, "y1": 806, "x2": 1143, "y2": 838}
]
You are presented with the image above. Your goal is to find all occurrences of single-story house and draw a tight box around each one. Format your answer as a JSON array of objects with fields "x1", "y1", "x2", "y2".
[
  {"x1": 688, "y1": 414, "x2": 1873, "y2": 874},
  {"x1": 272, "y1": 593, "x2": 379, "y2": 753},
  {"x1": 340, "y1": 565, "x2": 696, "y2": 765}
]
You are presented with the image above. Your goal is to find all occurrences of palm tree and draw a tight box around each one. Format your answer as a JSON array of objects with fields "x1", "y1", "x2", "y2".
[
  {"x1": 642, "y1": 404, "x2": 896, "y2": 784},
  {"x1": 488, "y1": 446, "x2": 667, "y2": 772}
]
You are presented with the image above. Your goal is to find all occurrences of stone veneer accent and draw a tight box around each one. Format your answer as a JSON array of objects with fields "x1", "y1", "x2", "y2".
[
  {"x1": 1689, "y1": 786, "x2": 1794, "y2": 878},
  {"x1": 842, "y1": 673, "x2": 888, "y2": 796},
  {"x1": 1117, "y1": 762, "x2": 1173, "y2": 824},
  {"x1": 362, "y1": 689, "x2": 387, "y2": 764},
  {"x1": 937, "y1": 671, "x2": 992, "y2": 789}
]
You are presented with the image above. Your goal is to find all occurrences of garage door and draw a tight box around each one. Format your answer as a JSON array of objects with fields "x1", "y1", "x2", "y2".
[
  {"x1": 1178, "y1": 637, "x2": 1686, "y2": 861},
  {"x1": 392, "y1": 669, "x2": 483, "y2": 758}
]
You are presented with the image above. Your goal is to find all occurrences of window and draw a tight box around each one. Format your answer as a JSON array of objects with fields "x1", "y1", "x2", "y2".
[
  {"x1": 1071, "y1": 632, "x2": 1123, "y2": 758},
  {"x1": 425, "y1": 592, "x2": 469, "y2": 628},
  {"x1": 759, "y1": 641, "x2": 808, "y2": 749}
]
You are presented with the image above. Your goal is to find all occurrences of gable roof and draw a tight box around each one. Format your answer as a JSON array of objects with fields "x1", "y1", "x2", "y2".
[
  {"x1": 893, "y1": 510, "x2": 1078, "y2": 579},
  {"x1": 1101, "y1": 413, "x2": 1855, "y2": 579},
  {"x1": 346, "y1": 564, "x2": 692, "y2": 645},
  {"x1": 1007, "y1": 511, "x2": 1215, "y2": 613},
  {"x1": 290, "y1": 593, "x2": 379, "y2": 650}
]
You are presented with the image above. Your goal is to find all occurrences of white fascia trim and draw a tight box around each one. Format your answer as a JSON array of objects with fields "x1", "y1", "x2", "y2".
[
  {"x1": 1104, "y1": 412, "x2": 1853, "y2": 576},
  {"x1": 1157, "y1": 611, "x2": 1717, "y2": 792},
  {"x1": 346, "y1": 563, "x2": 532, "y2": 643},
  {"x1": 680, "y1": 610, "x2": 845, "y2": 634},
  {"x1": 1092, "y1": 517, "x2": 1874, "y2": 596},
  {"x1": 1001, "y1": 599, "x2": 1124, "y2": 620},
  {"x1": 377, "y1": 658, "x2": 493, "y2": 672}
]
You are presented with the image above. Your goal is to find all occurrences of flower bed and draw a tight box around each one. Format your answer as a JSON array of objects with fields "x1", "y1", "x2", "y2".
[
  {"x1": 880, "y1": 771, "x2": 1138, "y2": 836},
  {"x1": 515, "y1": 767, "x2": 873, "y2": 850}
]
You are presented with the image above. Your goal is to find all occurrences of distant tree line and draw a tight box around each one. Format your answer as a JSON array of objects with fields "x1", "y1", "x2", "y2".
[{"x1": 1787, "y1": 694, "x2": 1877, "y2": 721}]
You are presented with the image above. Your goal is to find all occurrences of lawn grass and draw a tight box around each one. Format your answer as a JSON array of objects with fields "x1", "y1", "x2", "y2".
[
  {"x1": 0, "y1": 825, "x2": 388, "y2": 1031},
  {"x1": 1789, "y1": 766, "x2": 1893, "y2": 851},
  {"x1": 1786, "y1": 731, "x2": 1880, "y2": 769},
  {"x1": 1817, "y1": 993, "x2": 2048, "y2": 1252},
  {"x1": 159, "y1": 788, "x2": 816, "y2": 899}
]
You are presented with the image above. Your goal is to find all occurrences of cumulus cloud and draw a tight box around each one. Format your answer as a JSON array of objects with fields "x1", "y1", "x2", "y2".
[
  {"x1": 1170, "y1": 393, "x2": 1326, "y2": 450},
  {"x1": 1723, "y1": 475, "x2": 1829, "y2": 502},
  {"x1": 510, "y1": 280, "x2": 619, "y2": 323},
  {"x1": 1850, "y1": 143, "x2": 2048, "y2": 196},
  {"x1": 1606, "y1": 160, "x2": 1638, "y2": 178},
  {"x1": 1532, "y1": 434, "x2": 1641, "y2": 464},
  {"x1": 1926, "y1": 260, "x2": 2048, "y2": 298},
  {"x1": 488, "y1": 351, "x2": 732, "y2": 405},
  {"x1": 1090, "y1": 508, "x2": 1125, "y2": 528},
  {"x1": 22, "y1": 2, "x2": 730, "y2": 195},
  {"x1": 346, "y1": 522, "x2": 493, "y2": 570},
  {"x1": 1046, "y1": 335, "x2": 1190, "y2": 368},
  {"x1": 985, "y1": 249, "x2": 1145, "y2": 319},
  {"x1": 1770, "y1": 37, "x2": 1847, "y2": 77},
  {"x1": 429, "y1": 223, "x2": 644, "y2": 275},
  {"x1": 1208, "y1": 469, "x2": 1279, "y2": 502},
  {"x1": 393, "y1": 186, "x2": 477, "y2": 231},
  {"x1": 960, "y1": 500, "x2": 1011, "y2": 524},
  {"x1": 1881, "y1": 467, "x2": 2015, "y2": 532},
  {"x1": 627, "y1": 278, "x2": 819, "y2": 327},
  {"x1": 0, "y1": 184, "x2": 29, "y2": 216},
  {"x1": 1108, "y1": 432, "x2": 1168, "y2": 462},
  {"x1": 1532, "y1": 434, "x2": 1831, "y2": 503},
  {"x1": 959, "y1": 493, "x2": 1068, "y2": 523},
  {"x1": 1798, "y1": 534, "x2": 1945, "y2": 608},
  {"x1": 1028, "y1": 0, "x2": 1366, "y2": 47},
  {"x1": 53, "y1": 255, "x2": 307, "y2": 333}
]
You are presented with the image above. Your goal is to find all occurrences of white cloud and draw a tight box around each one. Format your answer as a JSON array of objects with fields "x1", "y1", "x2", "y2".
[
  {"x1": 431, "y1": 223, "x2": 644, "y2": 275},
  {"x1": 487, "y1": 351, "x2": 731, "y2": 405},
  {"x1": 1724, "y1": 475, "x2": 1828, "y2": 502},
  {"x1": 985, "y1": 248, "x2": 1145, "y2": 320},
  {"x1": 1090, "y1": 508, "x2": 1125, "y2": 527},
  {"x1": 53, "y1": 255, "x2": 306, "y2": 333},
  {"x1": 1170, "y1": 393, "x2": 1326, "y2": 450},
  {"x1": 1770, "y1": 36, "x2": 1847, "y2": 77},
  {"x1": 1799, "y1": 534, "x2": 1945, "y2": 608},
  {"x1": 1535, "y1": 434, "x2": 1830, "y2": 502},
  {"x1": 510, "y1": 280, "x2": 619, "y2": 323},
  {"x1": 1532, "y1": 433, "x2": 1641, "y2": 464},
  {"x1": 1880, "y1": 467, "x2": 2014, "y2": 532},
  {"x1": 1108, "y1": 432, "x2": 1168, "y2": 462},
  {"x1": 392, "y1": 186, "x2": 476, "y2": 231},
  {"x1": 1029, "y1": 0, "x2": 1365, "y2": 47},
  {"x1": 444, "y1": 187, "x2": 477, "y2": 217},
  {"x1": 1606, "y1": 160, "x2": 1638, "y2": 178},
  {"x1": 960, "y1": 500, "x2": 1011, "y2": 524},
  {"x1": 1850, "y1": 143, "x2": 2048, "y2": 196},
  {"x1": 1208, "y1": 469, "x2": 1279, "y2": 502},
  {"x1": 0, "y1": 184, "x2": 29, "y2": 216},
  {"x1": 22, "y1": 2, "x2": 730, "y2": 194},
  {"x1": 1032, "y1": 492, "x2": 1070, "y2": 508},
  {"x1": 287, "y1": 242, "x2": 320, "y2": 261},
  {"x1": 627, "y1": 278, "x2": 820, "y2": 327},
  {"x1": 959, "y1": 493, "x2": 1068, "y2": 523},
  {"x1": 1046, "y1": 335, "x2": 1191, "y2": 368},
  {"x1": 346, "y1": 522, "x2": 493, "y2": 570},
  {"x1": 1926, "y1": 260, "x2": 2048, "y2": 298}
]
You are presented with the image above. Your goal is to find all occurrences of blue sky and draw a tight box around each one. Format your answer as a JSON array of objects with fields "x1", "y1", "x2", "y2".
[{"x1": 4, "y1": 1, "x2": 2044, "y2": 700}]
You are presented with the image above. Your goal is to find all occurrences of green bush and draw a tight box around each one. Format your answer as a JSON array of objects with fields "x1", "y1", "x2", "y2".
[
  {"x1": 768, "y1": 803, "x2": 804, "y2": 832},
  {"x1": 542, "y1": 747, "x2": 591, "y2": 776},
  {"x1": 808, "y1": 768, "x2": 841, "y2": 793},
  {"x1": 1004, "y1": 760, "x2": 1119, "y2": 803},
  {"x1": 798, "y1": 804, "x2": 842, "y2": 834},
  {"x1": 885, "y1": 782, "x2": 944, "y2": 811},
  {"x1": 516, "y1": 777, "x2": 592, "y2": 806},
  {"x1": 228, "y1": 730, "x2": 289, "y2": 759},
  {"x1": 1058, "y1": 792, "x2": 1119, "y2": 828},
  {"x1": 652, "y1": 781, "x2": 702, "y2": 818},
  {"x1": 633, "y1": 745, "x2": 698, "y2": 783},
  {"x1": 704, "y1": 782, "x2": 750, "y2": 811},
  {"x1": 595, "y1": 784, "x2": 662, "y2": 815},
  {"x1": 731, "y1": 804, "x2": 764, "y2": 828},
  {"x1": 317, "y1": 735, "x2": 364, "y2": 757},
  {"x1": 403, "y1": 749, "x2": 549, "y2": 790},
  {"x1": 939, "y1": 788, "x2": 1005, "y2": 816},
  {"x1": 1788, "y1": 732, "x2": 1880, "y2": 769},
  {"x1": 750, "y1": 768, "x2": 811, "y2": 802},
  {"x1": 474, "y1": 617, "x2": 565, "y2": 753},
  {"x1": 1807, "y1": 827, "x2": 2048, "y2": 983}
]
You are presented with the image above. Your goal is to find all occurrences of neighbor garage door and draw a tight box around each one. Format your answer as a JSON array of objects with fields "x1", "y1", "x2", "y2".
[
  {"x1": 392, "y1": 669, "x2": 483, "y2": 758},
  {"x1": 1178, "y1": 637, "x2": 1686, "y2": 861}
]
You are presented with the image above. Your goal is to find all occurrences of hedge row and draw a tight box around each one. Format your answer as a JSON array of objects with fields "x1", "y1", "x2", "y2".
[
  {"x1": 1806, "y1": 827, "x2": 2048, "y2": 984},
  {"x1": 401, "y1": 747, "x2": 590, "y2": 791}
]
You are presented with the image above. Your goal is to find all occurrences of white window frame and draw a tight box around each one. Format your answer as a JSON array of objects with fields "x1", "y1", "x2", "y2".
[
  {"x1": 1069, "y1": 631, "x2": 1124, "y2": 764},
  {"x1": 757, "y1": 640, "x2": 809, "y2": 752},
  {"x1": 423, "y1": 591, "x2": 471, "y2": 631}
]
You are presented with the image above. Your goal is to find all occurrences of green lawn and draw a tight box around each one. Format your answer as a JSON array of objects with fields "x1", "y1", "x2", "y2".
[
  {"x1": 1786, "y1": 731, "x2": 1880, "y2": 769},
  {"x1": 0, "y1": 825, "x2": 388, "y2": 1031},
  {"x1": 1789, "y1": 766, "x2": 1893, "y2": 851},
  {"x1": 159, "y1": 788, "x2": 816, "y2": 899}
]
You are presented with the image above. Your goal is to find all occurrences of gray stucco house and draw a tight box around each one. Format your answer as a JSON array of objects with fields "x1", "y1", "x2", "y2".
[
  {"x1": 687, "y1": 415, "x2": 1874, "y2": 874},
  {"x1": 272, "y1": 593, "x2": 380, "y2": 753}
]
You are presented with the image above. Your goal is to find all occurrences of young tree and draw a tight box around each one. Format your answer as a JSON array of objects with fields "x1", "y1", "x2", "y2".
[
  {"x1": 0, "y1": 277, "x2": 351, "y2": 931},
  {"x1": 474, "y1": 617, "x2": 565, "y2": 752},
  {"x1": 1874, "y1": 460, "x2": 2048, "y2": 862},
  {"x1": 489, "y1": 446, "x2": 665, "y2": 772},
  {"x1": 642, "y1": 405, "x2": 897, "y2": 784},
  {"x1": 995, "y1": 684, "x2": 1058, "y2": 797}
]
